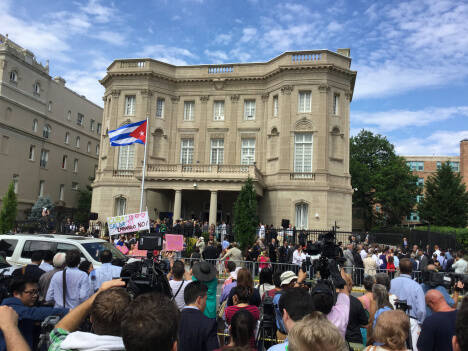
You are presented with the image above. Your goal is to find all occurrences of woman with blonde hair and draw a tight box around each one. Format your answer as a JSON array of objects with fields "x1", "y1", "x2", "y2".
[{"x1": 365, "y1": 310, "x2": 410, "y2": 350}]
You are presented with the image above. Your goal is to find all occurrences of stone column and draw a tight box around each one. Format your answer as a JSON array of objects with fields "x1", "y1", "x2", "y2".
[
  {"x1": 198, "y1": 96, "x2": 210, "y2": 163},
  {"x1": 318, "y1": 84, "x2": 330, "y2": 172},
  {"x1": 169, "y1": 96, "x2": 180, "y2": 164},
  {"x1": 279, "y1": 85, "x2": 293, "y2": 172},
  {"x1": 173, "y1": 190, "x2": 182, "y2": 224},
  {"x1": 209, "y1": 190, "x2": 218, "y2": 226},
  {"x1": 228, "y1": 94, "x2": 240, "y2": 164},
  {"x1": 105, "y1": 90, "x2": 121, "y2": 171},
  {"x1": 260, "y1": 93, "x2": 269, "y2": 171}
]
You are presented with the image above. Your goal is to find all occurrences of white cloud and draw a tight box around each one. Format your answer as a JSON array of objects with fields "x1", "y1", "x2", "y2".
[
  {"x1": 172, "y1": 15, "x2": 181, "y2": 21},
  {"x1": 240, "y1": 27, "x2": 257, "y2": 43},
  {"x1": 353, "y1": 106, "x2": 468, "y2": 132},
  {"x1": 213, "y1": 33, "x2": 232, "y2": 45},
  {"x1": 138, "y1": 45, "x2": 197, "y2": 65},
  {"x1": 64, "y1": 69, "x2": 105, "y2": 106},
  {"x1": 395, "y1": 130, "x2": 468, "y2": 156},
  {"x1": 204, "y1": 50, "x2": 228, "y2": 62},
  {"x1": 230, "y1": 48, "x2": 251, "y2": 62},
  {"x1": 92, "y1": 31, "x2": 126, "y2": 46},
  {"x1": 79, "y1": 0, "x2": 117, "y2": 23}
]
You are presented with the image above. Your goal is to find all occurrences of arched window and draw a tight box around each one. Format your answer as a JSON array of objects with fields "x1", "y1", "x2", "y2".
[
  {"x1": 43, "y1": 125, "x2": 51, "y2": 138},
  {"x1": 295, "y1": 203, "x2": 308, "y2": 230},
  {"x1": 67, "y1": 110, "x2": 71, "y2": 120},
  {"x1": 87, "y1": 142, "x2": 91, "y2": 153},
  {"x1": 32, "y1": 119, "x2": 38, "y2": 132},
  {"x1": 75, "y1": 136, "x2": 80, "y2": 148},
  {"x1": 9, "y1": 71, "x2": 17, "y2": 83},
  {"x1": 62, "y1": 155, "x2": 68, "y2": 169},
  {"x1": 34, "y1": 82, "x2": 41, "y2": 95},
  {"x1": 115, "y1": 196, "x2": 127, "y2": 216},
  {"x1": 65, "y1": 132, "x2": 70, "y2": 144}
]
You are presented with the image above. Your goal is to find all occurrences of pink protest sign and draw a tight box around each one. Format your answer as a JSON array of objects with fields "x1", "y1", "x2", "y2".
[{"x1": 165, "y1": 234, "x2": 184, "y2": 251}]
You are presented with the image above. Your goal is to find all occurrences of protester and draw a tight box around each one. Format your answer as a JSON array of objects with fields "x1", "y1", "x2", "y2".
[
  {"x1": 192, "y1": 261, "x2": 218, "y2": 319},
  {"x1": 168, "y1": 260, "x2": 190, "y2": 311},
  {"x1": 93, "y1": 250, "x2": 122, "y2": 291},
  {"x1": 365, "y1": 310, "x2": 410, "y2": 351},
  {"x1": 46, "y1": 250, "x2": 91, "y2": 309},
  {"x1": 372, "y1": 284, "x2": 393, "y2": 328},
  {"x1": 39, "y1": 251, "x2": 54, "y2": 272},
  {"x1": 178, "y1": 281, "x2": 219, "y2": 351},
  {"x1": 38, "y1": 252, "x2": 66, "y2": 301},
  {"x1": 0, "y1": 306, "x2": 31, "y2": 351},
  {"x1": 417, "y1": 289, "x2": 458, "y2": 351},
  {"x1": 227, "y1": 268, "x2": 261, "y2": 307},
  {"x1": 0, "y1": 278, "x2": 68, "y2": 351},
  {"x1": 49, "y1": 279, "x2": 128, "y2": 351},
  {"x1": 11, "y1": 251, "x2": 45, "y2": 282},
  {"x1": 287, "y1": 312, "x2": 348, "y2": 351},
  {"x1": 267, "y1": 288, "x2": 314, "y2": 351}
]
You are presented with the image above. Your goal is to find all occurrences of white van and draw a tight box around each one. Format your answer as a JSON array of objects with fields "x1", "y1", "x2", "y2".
[{"x1": 0, "y1": 233, "x2": 127, "y2": 268}]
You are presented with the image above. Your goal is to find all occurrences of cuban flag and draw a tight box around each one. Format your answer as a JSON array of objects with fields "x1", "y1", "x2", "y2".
[{"x1": 108, "y1": 119, "x2": 147, "y2": 146}]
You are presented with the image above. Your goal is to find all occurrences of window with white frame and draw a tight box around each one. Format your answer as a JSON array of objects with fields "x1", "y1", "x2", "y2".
[
  {"x1": 73, "y1": 159, "x2": 78, "y2": 173},
  {"x1": 156, "y1": 98, "x2": 165, "y2": 118},
  {"x1": 118, "y1": 144, "x2": 135, "y2": 170},
  {"x1": 210, "y1": 139, "x2": 224, "y2": 164},
  {"x1": 32, "y1": 119, "x2": 38, "y2": 132},
  {"x1": 75, "y1": 136, "x2": 80, "y2": 148},
  {"x1": 241, "y1": 138, "x2": 255, "y2": 165},
  {"x1": 77, "y1": 113, "x2": 84, "y2": 126},
  {"x1": 9, "y1": 71, "x2": 17, "y2": 83},
  {"x1": 294, "y1": 133, "x2": 313, "y2": 172},
  {"x1": 298, "y1": 91, "x2": 311, "y2": 113},
  {"x1": 273, "y1": 95, "x2": 278, "y2": 117},
  {"x1": 333, "y1": 94, "x2": 339, "y2": 115},
  {"x1": 40, "y1": 150, "x2": 48, "y2": 168},
  {"x1": 39, "y1": 180, "x2": 45, "y2": 197},
  {"x1": 62, "y1": 155, "x2": 68, "y2": 169},
  {"x1": 184, "y1": 101, "x2": 195, "y2": 121},
  {"x1": 244, "y1": 100, "x2": 256, "y2": 120},
  {"x1": 65, "y1": 132, "x2": 69, "y2": 144},
  {"x1": 295, "y1": 203, "x2": 308, "y2": 229},
  {"x1": 213, "y1": 101, "x2": 225, "y2": 121},
  {"x1": 28, "y1": 145, "x2": 35, "y2": 161},
  {"x1": 59, "y1": 184, "x2": 65, "y2": 201},
  {"x1": 125, "y1": 95, "x2": 136, "y2": 115},
  {"x1": 180, "y1": 139, "x2": 194, "y2": 164},
  {"x1": 115, "y1": 197, "x2": 127, "y2": 216}
]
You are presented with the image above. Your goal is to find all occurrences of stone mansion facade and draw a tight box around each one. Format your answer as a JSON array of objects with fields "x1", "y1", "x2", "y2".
[{"x1": 91, "y1": 49, "x2": 356, "y2": 231}]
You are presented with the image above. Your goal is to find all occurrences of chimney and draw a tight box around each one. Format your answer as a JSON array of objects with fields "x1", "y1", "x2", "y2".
[
  {"x1": 460, "y1": 139, "x2": 468, "y2": 187},
  {"x1": 53, "y1": 76, "x2": 66, "y2": 86}
]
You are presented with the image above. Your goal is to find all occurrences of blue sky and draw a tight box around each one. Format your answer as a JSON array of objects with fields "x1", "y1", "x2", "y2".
[{"x1": 1, "y1": 0, "x2": 467, "y2": 156}]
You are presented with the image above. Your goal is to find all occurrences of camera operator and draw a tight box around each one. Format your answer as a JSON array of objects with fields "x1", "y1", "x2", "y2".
[
  {"x1": 421, "y1": 264, "x2": 461, "y2": 317},
  {"x1": 0, "y1": 306, "x2": 31, "y2": 351},
  {"x1": 267, "y1": 288, "x2": 314, "y2": 351},
  {"x1": 48, "y1": 279, "x2": 128, "y2": 351}
]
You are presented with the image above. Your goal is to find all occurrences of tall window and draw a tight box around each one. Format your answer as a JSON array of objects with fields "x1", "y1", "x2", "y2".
[
  {"x1": 156, "y1": 98, "x2": 165, "y2": 118},
  {"x1": 48, "y1": 101, "x2": 52, "y2": 112},
  {"x1": 40, "y1": 150, "x2": 49, "y2": 168},
  {"x1": 115, "y1": 197, "x2": 127, "y2": 216},
  {"x1": 67, "y1": 110, "x2": 71, "y2": 120},
  {"x1": 77, "y1": 113, "x2": 84, "y2": 126},
  {"x1": 333, "y1": 94, "x2": 340, "y2": 115},
  {"x1": 294, "y1": 133, "x2": 313, "y2": 172},
  {"x1": 34, "y1": 82, "x2": 40, "y2": 95},
  {"x1": 75, "y1": 136, "x2": 80, "y2": 148},
  {"x1": 43, "y1": 125, "x2": 51, "y2": 138},
  {"x1": 298, "y1": 91, "x2": 311, "y2": 113},
  {"x1": 72, "y1": 182, "x2": 79, "y2": 191},
  {"x1": 97, "y1": 123, "x2": 102, "y2": 134},
  {"x1": 12, "y1": 175, "x2": 18, "y2": 194},
  {"x1": 244, "y1": 100, "x2": 256, "y2": 120},
  {"x1": 39, "y1": 180, "x2": 45, "y2": 197},
  {"x1": 184, "y1": 101, "x2": 195, "y2": 121},
  {"x1": 28, "y1": 145, "x2": 35, "y2": 161},
  {"x1": 90, "y1": 119, "x2": 95, "y2": 131},
  {"x1": 62, "y1": 155, "x2": 68, "y2": 169},
  {"x1": 9, "y1": 71, "x2": 17, "y2": 82},
  {"x1": 273, "y1": 95, "x2": 278, "y2": 117},
  {"x1": 118, "y1": 144, "x2": 135, "y2": 170},
  {"x1": 125, "y1": 95, "x2": 136, "y2": 115},
  {"x1": 210, "y1": 139, "x2": 224, "y2": 164},
  {"x1": 213, "y1": 101, "x2": 225, "y2": 121},
  {"x1": 32, "y1": 119, "x2": 38, "y2": 132},
  {"x1": 295, "y1": 203, "x2": 308, "y2": 229},
  {"x1": 180, "y1": 139, "x2": 194, "y2": 164},
  {"x1": 87, "y1": 142, "x2": 91, "y2": 153},
  {"x1": 241, "y1": 138, "x2": 255, "y2": 165},
  {"x1": 96, "y1": 144, "x2": 100, "y2": 155},
  {"x1": 59, "y1": 184, "x2": 65, "y2": 201},
  {"x1": 73, "y1": 159, "x2": 78, "y2": 173},
  {"x1": 65, "y1": 132, "x2": 70, "y2": 144}
]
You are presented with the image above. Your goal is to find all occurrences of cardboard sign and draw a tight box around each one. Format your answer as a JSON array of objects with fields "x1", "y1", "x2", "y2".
[
  {"x1": 107, "y1": 211, "x2": 149, "y2": 236},
  {"x1": 165, "y1": 234, "x2": 184, "y2": 251}
]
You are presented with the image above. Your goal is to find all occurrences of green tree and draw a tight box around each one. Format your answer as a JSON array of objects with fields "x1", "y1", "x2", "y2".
[
  {"x1": 75, "y1": 185, "x2": 92, "y2": 225},
  {"x1": 29, "y1": 196, "x2": 54, "y2": 220},
  {"x1": 350, "y1": 130, "x2": 419, "y2": 229},
  {"x1": 418, "y1": 162, "x2": 468, "y2": 227},
  {"x1": 0, "y1": 183, "x2": 18, "y2": 233},
  {"x1": 233, "y1": 177, "x2": 258, "y2": 251}
]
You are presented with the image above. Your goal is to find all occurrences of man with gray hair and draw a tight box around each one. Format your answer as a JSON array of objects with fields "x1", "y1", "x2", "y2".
[{"x1": 39, "y1": 252, "x2": 66, "y2": 302}]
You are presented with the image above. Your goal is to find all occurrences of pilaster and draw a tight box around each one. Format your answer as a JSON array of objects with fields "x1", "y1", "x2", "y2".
[{"x1": 279, "y1": 85, "x2": 293, "y2": 172}]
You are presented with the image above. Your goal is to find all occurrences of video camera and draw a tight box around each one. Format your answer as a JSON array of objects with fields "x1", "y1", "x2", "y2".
[{"x1": 422, "y1": 271, "x2": 468, "y2": 291}]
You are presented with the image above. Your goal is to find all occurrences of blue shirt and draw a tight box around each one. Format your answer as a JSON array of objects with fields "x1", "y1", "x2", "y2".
[
  {"x1": 390, "y1": 274, "x2": 426, "y2": 323},
  {"x1": 46, "y1": 267, "x2": 91, "y2": 309},
  {"x1": 268, "y1": 339, "x2": 288, "y2": 351},
  {"x1": 273, "y1": 291, "x2": 286, "y2": 334},
  {"x1": 420, "y1": 283, "x2": 454, "y2": 317},
  {"x1": 393, "y1": 255, "x2": 399, "y2": 268},
  {"x1": 39, "y1": 262, "x2": 54, "y2": 272},
  {"x1": 94, "y1": 263, "x2": 122, "y2": 291},
  {"x1": 222, "y1": 240, "x2": 230, "y2": 250},
  {"x1": 373, "y1": 306, "x2": 392, "y2": 328}
]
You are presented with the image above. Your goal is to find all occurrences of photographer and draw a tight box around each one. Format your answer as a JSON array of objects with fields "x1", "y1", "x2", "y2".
[{"x1": 0, "y1": 306, "x2": 31, "y2": 351}]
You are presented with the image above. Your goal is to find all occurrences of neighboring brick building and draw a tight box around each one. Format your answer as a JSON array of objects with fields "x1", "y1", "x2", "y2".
[{"x1": 402, "y1": 139, "x2": 468, "y2": 224}]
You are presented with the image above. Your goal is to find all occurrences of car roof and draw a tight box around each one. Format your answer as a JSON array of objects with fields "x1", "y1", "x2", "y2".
[{"x1": 0, "y1": 233, "x2": 106, "y2": 244}]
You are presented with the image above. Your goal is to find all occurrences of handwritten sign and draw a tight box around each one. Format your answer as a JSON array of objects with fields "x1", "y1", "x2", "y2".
[
  {"x1": 107, "y1": 211, "x2": 149, "y2": 236},
  {"x1": 165, "y1": 234, "x2": 184, "y2": 251}
]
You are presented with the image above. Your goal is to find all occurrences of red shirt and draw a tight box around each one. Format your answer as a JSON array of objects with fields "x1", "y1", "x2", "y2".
[
  {"x1": 225, "y1": 305, "x2": 260, "y2": 349},
  {"x1": 387, "y1": 262, "x2": 396, "y2": 272}
]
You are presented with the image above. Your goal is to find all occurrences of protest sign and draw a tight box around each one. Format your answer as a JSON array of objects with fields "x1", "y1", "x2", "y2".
[
  {"x1": 107, "y1": 211, "x2": 149, "y2": 236},
  {"x1": 165, "y1": 234, "x2": 184, "y2": 251}
]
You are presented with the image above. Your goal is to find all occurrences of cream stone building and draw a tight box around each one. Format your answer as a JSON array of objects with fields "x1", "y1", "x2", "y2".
[
  {"x1": 92, "y1": 49, "x2": 356, "y2": 230},
  {"x1": 0, "y1": 34, "x2": 102, "y2": 219}
]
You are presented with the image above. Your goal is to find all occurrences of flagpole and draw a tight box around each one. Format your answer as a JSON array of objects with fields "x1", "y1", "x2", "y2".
[{"x1": 139, "y1": 117, "x2": 148, "y2": 213}]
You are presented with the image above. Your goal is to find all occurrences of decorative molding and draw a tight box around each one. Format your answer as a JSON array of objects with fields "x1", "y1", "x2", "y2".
[
  {"x1": 102, "y1": 96, "x2": 107, "y2": 102},
  {"x1": 230, "y1": 94, "x2": 240, "y2": 102},
  {"x1": 294, "y1": 118, "x2": 313, "y2": 131},
  {"x1": 177, "y1": 128, "x2": 199, "y2": 133},
  {"x1": 280, "y1": 85, "x2": 294, "y2": 95},
  {"x1": 170, "y1": 96, "x2": 180, "y2": 103},
  {"x1": 261, "y1": 93, "x2": 269, "y2": 101},
  {"x1": 111, "y1": 89, "x2": 121, "y2": 98},
  {"x1": 238, "y1": 127, "x2": 261, "y2": 132},
  {"x1": 200, "y1": 95, "x2": 210, "y2": 103},
  {"x1": 212, "y1": 78, "x2": 226, "y2": 90},
  {"x1": 140, "y1": 89, "x2": 153, "y2": 97},
  {"x1": 0, "y1": 59, "x2": 7, "y2": 69},
  {"x1": 207, "y1": 128, "x2": 229, "y2": 132},
  {"x1": 209, "y1": 133, "x2": 226, "y2": 139},
  {"x1": 318, "y1": 84, "x2": 330, "y2": 93},
  {"x1": 344, "y1": 90, "x2": 352, "y2": 100}
]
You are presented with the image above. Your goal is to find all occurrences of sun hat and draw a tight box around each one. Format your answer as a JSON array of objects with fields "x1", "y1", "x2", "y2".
[
  {"x1": 192, "y1": 261, "x2": 217, "y2": 282},
  {"x1": 280, "y1": 271, "x2": 298, "y2": 286}
]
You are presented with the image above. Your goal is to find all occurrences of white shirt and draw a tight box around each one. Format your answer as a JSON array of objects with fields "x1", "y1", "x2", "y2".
[
  {"x1": 452, "y1": 258, "x2": 468, "y2": 274},
  {"x1": 372, "y1": 254, "x2": 380, "y2": 266},
  {"x1": 292, "y1": 250, "x2": 306, "y2": 266},
  {"x1": 46, "y1": 267, "x2": 90, "y2": 309},
  {"x1": 170, "y1": 280, "x2": 190, "y2": 310},
  {"x1": 259, "y1": 225, "x2": 265, "y2": 239},
  {"x1": 434, "y1": 249, "x2": 441, "y2": 257},
  {"x1": 360, "y1": 250, "x2": 368, "y2": 260}
]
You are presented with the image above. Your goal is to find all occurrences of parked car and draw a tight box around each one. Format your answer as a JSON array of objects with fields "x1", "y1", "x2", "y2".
[{"x1": 0, "y1": 233, "x2": 127, "y2": 268}]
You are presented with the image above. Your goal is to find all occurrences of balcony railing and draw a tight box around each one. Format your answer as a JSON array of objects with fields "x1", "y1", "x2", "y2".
[
  {"x1": 120, "y1": 61, "x2": 146, "y2": 68},
  {"x1": 113, "y1": 170, "x2": 135, "y2": 177},
  {"x1": 208, "y1": 65, "x2": 233, "y2": 74},
  {"x1": 290, "y1": 172, "x2": 316, "y2": 180},
  {"x1": 291, "y1": 53, "x2": 322, "y2": 63}
]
